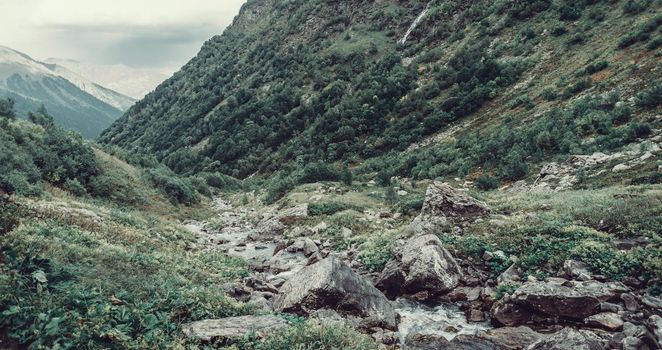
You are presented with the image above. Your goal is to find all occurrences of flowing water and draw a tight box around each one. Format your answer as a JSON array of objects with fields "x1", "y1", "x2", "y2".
[
  {"x1": 398, "y1": 2, "x2": 431, "y2": 45},
  {"x1": 187, "y1": 197, "x2": 490, "y2": 347},
  {"x1": 394, "y1": 298, "x2": 489, "y2": 344}
]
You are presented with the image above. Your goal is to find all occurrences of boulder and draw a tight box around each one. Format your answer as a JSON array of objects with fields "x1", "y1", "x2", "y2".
[
  {"x1": 182, "y1": 315, "x2": 288, "y2": 342},
  {"x1": 584, "y1": 312, "x2": 624, "y2": 331},
  {"x1": 491, "y1": 280, "x2": 628, "y2": 326},
  {"x1": 376, "y1": 234, "x2": 461, "y2": 298},
  {"x1": 561, "y1": 260, "x2": 593, "y2": 281},
  {"x1": 529, "y1": 328, "x2": 604, "y2": 350},
  {"x1": 411, "y1": 182, "x2": 490, "y2": 234},
  {"x1": 405, "y1": 327, "x2": 543, "y2": 350},
  {"x1": 273, "y1": 256, "x2": 397, "y2": 330},
  {"x1": 277, "y1": 204, "x2": 308, "y2": 225}
]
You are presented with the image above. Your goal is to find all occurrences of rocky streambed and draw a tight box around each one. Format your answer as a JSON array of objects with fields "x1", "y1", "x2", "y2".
[{"x1": 183, "y1": 183, "x2": 662, "y2": 349}]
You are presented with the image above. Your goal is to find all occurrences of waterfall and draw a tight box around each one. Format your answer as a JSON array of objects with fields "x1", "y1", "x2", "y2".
[{"x1": 398, "y1": 2, "x2": 431, "y2": 45}]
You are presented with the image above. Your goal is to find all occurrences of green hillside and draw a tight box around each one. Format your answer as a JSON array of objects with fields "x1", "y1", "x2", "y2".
[{"x1": 100, "y1": 0, "x2": 660, "y2": 187}]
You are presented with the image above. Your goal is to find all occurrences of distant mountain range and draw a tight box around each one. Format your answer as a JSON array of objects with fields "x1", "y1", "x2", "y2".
[
  {"x1": 0, "y1": 45, "x2": 135, "y2": 138},
  {"x1": 46, "y1": 58, "x2": 169, "y2": 100}
]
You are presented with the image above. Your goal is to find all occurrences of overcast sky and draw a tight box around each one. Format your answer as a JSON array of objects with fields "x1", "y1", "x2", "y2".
[{"x1": 0, "y1": 0, "x2": 246, "y2": 73}]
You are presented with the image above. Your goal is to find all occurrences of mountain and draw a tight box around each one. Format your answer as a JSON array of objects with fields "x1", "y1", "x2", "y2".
[
  {"x1": 46, "y1": 58, "x2": 169, "y2": 99},
  {"x1": 99, "y1": 0, "x2": 661, "y2": 185},
  {"x1": 0, "y1": 46, "x2": 134, "y2": 138}
]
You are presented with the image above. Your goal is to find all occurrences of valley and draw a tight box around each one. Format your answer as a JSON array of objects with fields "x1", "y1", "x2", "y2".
[{"x1": 1, "y1": 0, "x2": 662, "y2": 349}]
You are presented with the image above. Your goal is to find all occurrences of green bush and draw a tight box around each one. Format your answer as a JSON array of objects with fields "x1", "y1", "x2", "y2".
[
  {"x1": 309, "y1": 201, "x2": 363, "y2": 216},
  {"x1": 635, "y1": 81, "x2": 661, "y2": 107},
  {"x1": 190, "y1": 176, "x2": 213, "y2": 198},
  {"x1": 145, "y1": 167, "x2": 199, "y2": 205},
  {"x1": 475, "y1": 175, "x2": 499, "y2": 191},
  {"x1": 64, "y1": 178, "x2": 86, "y2": 196}
]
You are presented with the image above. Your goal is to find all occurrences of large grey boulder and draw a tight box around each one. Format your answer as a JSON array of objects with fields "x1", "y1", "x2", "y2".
[
  {"x1": 529, "y1": 328, "x2": 604, "y2": 350},
  {"x1": 405, "y1": 326, "x2": 543, "y2": 350},
  {"x1": 273, "y1": 256, "x2": 397, "y2": 330},
  {"x1": 492, "y1": 279, "x2": 628, "y2": 326},
  {"x1": 376, "y1": 234, "x2": 461, "y2": 298},
  {"x1": 182, "y1": 315, "x2": 288, "y2": 342},
  {"x1": 411, "y1": 182, "x2": 490, "y2": 234}
]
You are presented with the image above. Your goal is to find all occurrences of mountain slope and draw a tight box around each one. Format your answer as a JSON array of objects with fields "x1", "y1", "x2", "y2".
[
  {"x1": 0, "y1": 46, "x2": 134, "y2": 138},
  {"x1": 100, "y1": 0, "x2": 661, "y2": 183},
  {"x1": 46, "y1": 58, "x2": 169, "y2": 100}
]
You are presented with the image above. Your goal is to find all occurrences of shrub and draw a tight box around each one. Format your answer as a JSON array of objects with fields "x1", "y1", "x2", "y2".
[
  {"x1": 358, "y1": 233, "x2": 395, "y2": 272},
  {"x1": 264, "y1": 176, "x2": 295, "y2": 204},
  {"x1": 0, "y1": 195, "x2": 20, "y2": 234},
  {"x1": 63, "y1": 178, "x2": 86, "y2": 196},
  {"x1": 559, "y1": 4, "x2": 582, "y2": 21},
  {"x1": 495, "y1": 283, "x2": 520, "y2": 300},
  {"x1": 341, "y1": 166, "x2": 353, "y2": 186},
  {"x1": 308, "y1": 201, "x2": 362, "y2": 216},
  {"x1": 190, "y1": 176, "x2": 213, "y2": 198},
  {"x1": 622, "y1": 0, "x2": 650, "y2": 15},
  {"x1": 635, "y1": 82, "x2": 661, "y2": 108},
  {"x1": 584, "y1": 61, "x2": 609, "y2": 75},
  {"x1": 551, "y1": 24, "x2": 567, "y2": 36},
  {"x1": 0, "y1": 97, "x2": 16, "y2": 119},
  {"x1": 395, "y1": 195, "x2": 425, "y2": 215},
  {"x1": 145, "y1": 167, "x2": 198, "y2": 205},
  {"x1": 475, "y1": 175, "x2": 499, "y2": 191},
  {"x1": 201, "y1": 172, "x2": 242, "y2": 191},
  {"x1": 540, "y1": 86, "x2": 558, "y2": 101}
]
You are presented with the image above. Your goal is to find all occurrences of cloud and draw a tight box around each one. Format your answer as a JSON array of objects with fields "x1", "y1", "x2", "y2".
[{"x1": 0, "y1": 0, "x2": 246, "y2": 72}]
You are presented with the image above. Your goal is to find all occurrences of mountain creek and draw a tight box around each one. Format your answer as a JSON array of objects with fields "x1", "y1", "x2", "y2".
[
  {"x1": 184, "y1": 195, "x2": 489, "y2": 346},
  {"x1": 179, "y1": 183, "x2": 662, "y2": 349}
]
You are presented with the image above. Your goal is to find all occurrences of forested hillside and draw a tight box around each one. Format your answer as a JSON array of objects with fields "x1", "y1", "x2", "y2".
[{"x1": 101, "y1": 0, "x2": 660, "y2": 187}]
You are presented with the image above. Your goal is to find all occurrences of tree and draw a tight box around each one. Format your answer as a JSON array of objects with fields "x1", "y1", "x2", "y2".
[
  {"x1": 28, "y1": 104, "x2": 55, "y2": 128},
  {"x1": 341, "y1": 166, "x2": 353, "y2": 186},
  {"x1": 0, "y1": 98, "x2": 16, "y2": 119}
]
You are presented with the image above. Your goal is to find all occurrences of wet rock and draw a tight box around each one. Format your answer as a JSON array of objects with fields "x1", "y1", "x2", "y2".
[
  {"x1": 182, "y1": 315, "x2": 288, "y2": 342},
  {"x1": 467, "y1": 309, "x2": 486, "y2": 322},
  {"x1": 491, "y1": 280, "x2": 628, "y2": 326},
  {"x1": 252, "y1": 218, "x2": 286, "y2": 239},
  {"x1": 491, "y1": 297, "x2": 534, "y2": 327},
  {"x1": 621, "y1": 293, "x2": 640, "y2": 312},
  {"x1": 447, "y1": 287, "x2": 481, "y2": 302},
  {"x1": 274, "y1": 257, "x2": 397, "y2": 330},
  {"x1": 641, "y1": 294, "x2": 662, "y2": 311},
  {"x1": 585, "y1": 312, "x2": 624, "y2": 331},
  {"x1": 478, "y1": 326, "x2": 544, "y2": 349},
  {"x1": 411, "y1": 182, "x2": 490, "y2": 234},
  {"x1": 277, "y1": 204, "x2": 308, "y2": 225},
  {"x1": 609, "y1": 322, "x2": 659, "y2": 350},
  {"x1": 647, "y1": 315, "x2": 662, "y2": 344},
  {"x1": 376, "y1": 234, "x2": 461, "y2": 298},
  {"x1": 530, "y1": 328, "x2": 604, "y2": 350},
  {"x1": 497, "y1": 264, "x2": 522, "y2": 284},
  {"x1": 561, "y1": 260, "x2": 593, "y2": 281}
]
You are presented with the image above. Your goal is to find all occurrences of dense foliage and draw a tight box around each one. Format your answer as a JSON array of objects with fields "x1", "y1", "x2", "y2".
[{"x1": 100, "y1": 0, "x2": 660, "y2": 190}]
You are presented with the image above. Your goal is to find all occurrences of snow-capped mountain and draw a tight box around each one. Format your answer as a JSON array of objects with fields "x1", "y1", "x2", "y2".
[
  {"x1": 46, "y1": 58, "x2": 169, "y2": 99},
  {"x1": 0, "y1": 45, "x2": 134, "y2": 138}
]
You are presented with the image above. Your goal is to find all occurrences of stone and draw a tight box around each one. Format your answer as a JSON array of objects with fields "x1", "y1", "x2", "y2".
[
  {"x1": 410, "y1": 182, "x2": 490, "y2": 234},
  {"x1": 584, "y1": 312, "x2": 624, "y2": 331},
  {"x1": 397, "y1": 190, "x2": 409, "y2": 196},
  {"x1": 530, "y1": 328, "x2": 604, "y2": 350},
  {"x1": 274, "y1": 257, "x2": 397, "y2": 330},
  {"x1": 467, "y1": 309, "x2": 486, "y2": 322},
  {"x1": 447, "y1": 287, "x2": 482, "y2": 302},
  {"x1": 613, "y1": 164, "x2": 631, "y2": 172},
  {"x1": 621, "y1": 293, "x2": 640, "y2": 312},
  {"x1": 497, "y1": 264, "x2": 522, "y2": 284},
  {"x1": 376, "y1": 234, "x2": 461, "y2": 298},
  {"x1": 478, "y1": 326, "x2": 543, "y2": 349},
  {"x1": 641, "y1": 294, "x2": 662, "y2": 311},
  {"x1": 182, "y1": 315, "x2": 288, "y2": 342},
  {"x1": 491, "y1": 280, "x2": 628, "y2": 325},
  {"x1": 561, "y1": 259, "x2": 593, "y2": 281},
  {"x1": 277, "y1": 204, "x2": 308, "y2": 225},
  {"x1": 647, "y1": 315, "x2": 662, "y2": 344}
]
